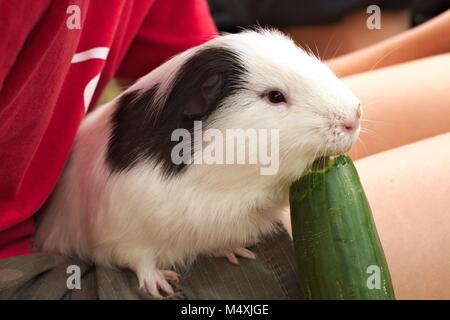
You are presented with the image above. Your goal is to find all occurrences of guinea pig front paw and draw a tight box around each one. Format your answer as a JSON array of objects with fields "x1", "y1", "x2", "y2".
[
  {"x1": 213, "y1": 247, "x2": 256, "y2": 265},
  {"x1": 137, "y1": 268, "x2": 180, "y2": 299}
]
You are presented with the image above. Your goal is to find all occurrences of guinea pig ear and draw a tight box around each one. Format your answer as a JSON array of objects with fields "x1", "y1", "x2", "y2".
[{"x1": 183, "y1": 73, "x2": 223, "y2": 118}]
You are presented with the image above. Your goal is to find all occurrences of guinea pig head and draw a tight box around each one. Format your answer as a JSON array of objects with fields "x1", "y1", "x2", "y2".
[{"x1": 201, "y1": 30, "x2": 362, "y2": 179}]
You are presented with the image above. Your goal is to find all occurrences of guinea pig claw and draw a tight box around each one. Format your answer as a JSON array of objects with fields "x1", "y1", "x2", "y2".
[
  {"x1": 234, "y1": 247, "x2": 257, "y2": 260},
  {"x1": 138, "y1": 269, "x2": 179, "y2": 299},
  {"x1": 214, "y1": 247, "x2": 257, "y2": 265},
  {"x1": 226, "y1": 251, "x2": 240, "y2": 265},
  {"x1": 161, "y1": 270, "x2": 180, "y2": 283},
  {"x1": 156, "y1": 277, "x2": 175, "y2": 296}
]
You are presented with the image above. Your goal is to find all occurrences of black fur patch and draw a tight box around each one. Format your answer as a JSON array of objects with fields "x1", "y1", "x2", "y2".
[{"x1": 106, "y1": 47, "x2": 247, "y2": 176}]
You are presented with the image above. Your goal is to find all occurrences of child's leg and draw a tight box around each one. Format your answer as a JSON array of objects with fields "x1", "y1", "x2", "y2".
[
  {"x1": 327, "y1": 9, "x2": 450, "y2": 77},
  {"x1": 343, "y1": 53, "x2": 450, "y2": 159},
  {"x1": 355, "y1": 132, "x2": 450, "y2": 299}
]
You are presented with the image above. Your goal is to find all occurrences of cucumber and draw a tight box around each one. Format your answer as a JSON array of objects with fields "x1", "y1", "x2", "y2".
[{"x1": 289, "y1": 155, "x2": 395, "y2": 300}]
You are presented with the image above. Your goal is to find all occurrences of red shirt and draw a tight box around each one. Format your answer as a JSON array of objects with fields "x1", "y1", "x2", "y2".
[{"x1": 0, "y1": 0, "x2": 217, "y2": 258}]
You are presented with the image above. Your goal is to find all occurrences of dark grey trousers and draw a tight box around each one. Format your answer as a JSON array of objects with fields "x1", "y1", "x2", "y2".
[{"x1": 0, "y1": 229, "x2": 303, "y2": 300}]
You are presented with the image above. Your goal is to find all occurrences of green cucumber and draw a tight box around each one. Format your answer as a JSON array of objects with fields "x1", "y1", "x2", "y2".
[{"x1": 289, "y1": 155, "x2": 395, "y2": 300}]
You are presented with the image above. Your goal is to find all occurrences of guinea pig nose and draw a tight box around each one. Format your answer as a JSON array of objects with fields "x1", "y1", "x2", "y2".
[
  {"x1": 343, "y1": 123, "x2": 355, "y2": 132},
  {"x1": 342, "y1": 118, "x2": 359, "y2": 132}
]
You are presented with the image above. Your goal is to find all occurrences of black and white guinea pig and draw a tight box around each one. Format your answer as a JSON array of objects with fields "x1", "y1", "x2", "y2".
[{"x1": 35, "y1": 30, "x2": 361, "y2": 298}]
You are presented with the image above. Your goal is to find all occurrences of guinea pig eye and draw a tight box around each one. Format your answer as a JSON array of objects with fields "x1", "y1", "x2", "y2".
[{"x1": 265, "y1": 90, "x2": 286, "y2": 104}]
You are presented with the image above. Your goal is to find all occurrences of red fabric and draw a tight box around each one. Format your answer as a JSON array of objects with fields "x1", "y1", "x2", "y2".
[{"x1": 0, "y1": 0, "x2": 217, "y2": 258}]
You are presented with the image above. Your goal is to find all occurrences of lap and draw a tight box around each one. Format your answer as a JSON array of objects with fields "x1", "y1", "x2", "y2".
[{"x1": 355, "y1": 132, "x2": 450, "y2": 299}]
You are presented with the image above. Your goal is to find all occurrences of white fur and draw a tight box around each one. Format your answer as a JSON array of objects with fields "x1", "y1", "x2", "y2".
[{"x1": 35, "y1": 30, "x2": 360, "y2": 296}]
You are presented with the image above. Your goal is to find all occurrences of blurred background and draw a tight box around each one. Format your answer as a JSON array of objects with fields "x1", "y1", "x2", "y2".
[
  {"x1": 209, "y1": 0, "x2": 450, "y2": 58},
  {"x1": 99, "y1": 0, "x2": 450, "y2": 103}
]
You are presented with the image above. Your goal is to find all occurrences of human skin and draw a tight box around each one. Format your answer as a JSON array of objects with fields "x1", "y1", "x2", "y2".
[
  {"x1": 346, "y1": 53, "x2": 450, "y2": 159},
  {"x1": 353, "y1": 133, "x2": 450, "y2": 300},
  {"x1": 327, "y1": 9, "x2": 450, "y2": 77},
  {"x1": 281, "y1": 9, "x2": 410, "y2": 60}
]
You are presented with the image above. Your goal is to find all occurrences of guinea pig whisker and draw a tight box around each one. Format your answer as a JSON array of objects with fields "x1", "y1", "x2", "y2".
[
  {"x1": 359, "y1": 118, "x2": 385, "y2": 124},
  {"x1": 313, "y1": 41, "x2": 322, "y2": 61},
  {"x1": 359, "y1": 127, "x2": 390, "y2": 148},
  {"x1": 355, "y1": 136, "x2": 370, "y2": 156},
  {"x1": 359, "y1": 127, "x2": 376, "y2": 136},
  {"x1": 311, "y1": 142, "x2": 326, "y2": 186},
  {"x1": 360, "y1": 118, "x2": 393, "y2": 130},
  {"x1": 295, "y1": 130, "x2": 315, "y2": 154},
  {"x1": 299, "y1": 41, "x2": 314, "y2": 58},
  {"x1": 368, "y1": 45, "x2": 403, "y2": 72},
  {"x1": 322, "y1": 33, "x2": 335, "y2": 61},
  {"x1": 330, "y1": 42, "x2": 343, "y2": 61}
]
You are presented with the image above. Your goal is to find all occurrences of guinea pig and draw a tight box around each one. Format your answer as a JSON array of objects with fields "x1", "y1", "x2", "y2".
[{"x1": 35, "y1": 29, "x2": 361, "y2": 298}]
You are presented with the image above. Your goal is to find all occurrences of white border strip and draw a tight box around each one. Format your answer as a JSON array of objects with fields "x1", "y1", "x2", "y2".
[{"x1": 71, "y1": 47, "x2": 110, "y2": 63}]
